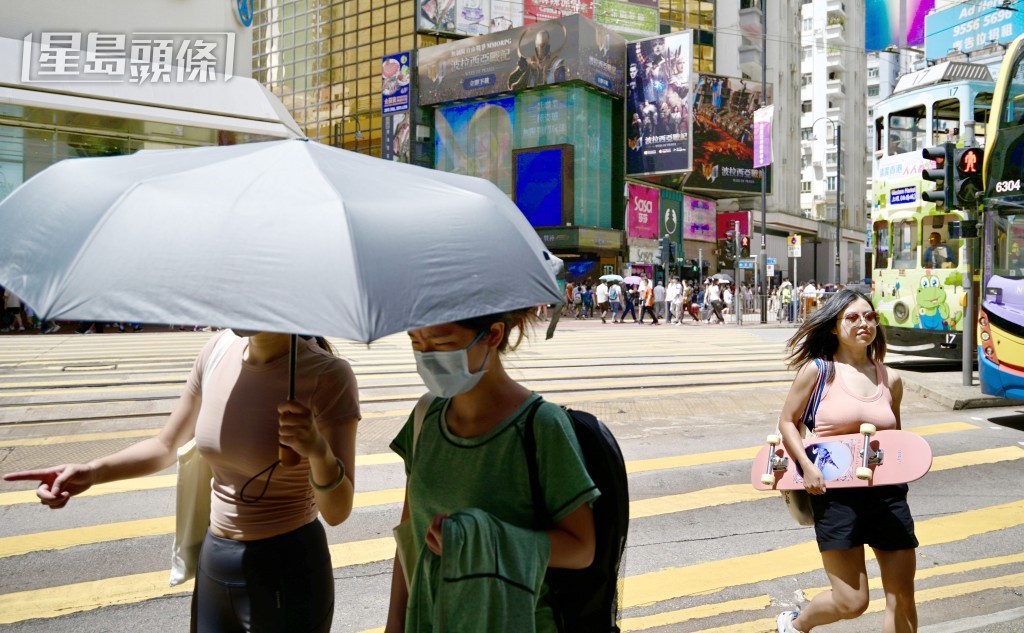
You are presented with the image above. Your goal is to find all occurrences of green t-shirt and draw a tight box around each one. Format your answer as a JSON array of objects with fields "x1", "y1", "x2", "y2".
[{"x1": 390, "y1": 393, "x2": 600, "y2": 628}]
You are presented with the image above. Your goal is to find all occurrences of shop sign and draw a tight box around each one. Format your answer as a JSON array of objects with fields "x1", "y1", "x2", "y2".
[
  {"x1": 625, "y1": 30, "x2": 693, "y2": 176},
  {"x1": 417, "y1": 14, "x2": 625, "y2": 106},
  {"x1": 683, "y1": 196, "x2": 716, "y2": 243},
  {"x1": 594, "y1": 0, "x2": 660, "y2": 38},
  {"x1": 20, "y1": 32, "x2": 235, "y2": 83},
  {"x1": 627, "y1": 182, "x2": 660, "y2": 239},
  {"x1": 578, "y1": 228, "x2": 621, "y2": 250},
  {"x1": 538, "y1": 228, "x2": 579, "y2": 248},
  {"x1": 682, "y1": 74, "x2": 773, "y2": 196},
  {"x1": 381, "y1": 52, "x2": 411, "y2": 114}
]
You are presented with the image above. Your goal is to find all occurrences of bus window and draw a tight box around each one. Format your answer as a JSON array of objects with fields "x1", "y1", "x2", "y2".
[
  {"x1": 922, "y1": 215, "x2": 961, "y2": 269},
  {"x1": 932, "y1": 98, "x2": 960, "y2": 145},
  {"x1": 994, "y1": 214, "x2": 1024, "y2": 278},
  {"x1": 974, "y1": 92, "x2": 992, "y2": 146},
  {"x1": 889, "y1": 105, "x2": 926, "y2": 155},
  {"x1": 892, "y1": 219, "x2": 918, "y2": 269},
  {"x1": 874, "y1": 220, "x2": 889, "y2": 269},
  {"x1": 999, "y1": 54, "x2": 1024, "y2": 129},
  {"x1": 875, "y1": 116, "x2": 885, "y2": 155}
]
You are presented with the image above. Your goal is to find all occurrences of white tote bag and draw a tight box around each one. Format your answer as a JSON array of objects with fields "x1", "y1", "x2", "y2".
[{"x1": 169, "y1": 331, "x2": 236, "y2": 587}]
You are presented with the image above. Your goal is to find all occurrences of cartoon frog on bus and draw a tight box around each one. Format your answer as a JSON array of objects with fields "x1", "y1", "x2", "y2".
[{"x1": 913, "y1": 275, "x2": 960, "y2": 330}]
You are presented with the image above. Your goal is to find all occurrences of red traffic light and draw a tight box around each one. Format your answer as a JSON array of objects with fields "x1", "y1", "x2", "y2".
[
  {"x1": 740, "y1": 236, "x2": 750, "y2": 247},
  {"x1": 957, "y1": 147, "x2": 982, "y2": 174}
]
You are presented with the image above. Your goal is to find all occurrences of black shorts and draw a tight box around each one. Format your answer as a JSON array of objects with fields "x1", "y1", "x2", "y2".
[{"x1": 810, "y1": 484, "x2": 919, "y2": 552}]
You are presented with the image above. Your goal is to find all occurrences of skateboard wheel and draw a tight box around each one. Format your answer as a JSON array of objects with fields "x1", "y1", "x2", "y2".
[
  {"x1": 856, "y1": 466, "x2": 873, "y2": 480},
  {"x1": 859, "y1": 423, "x2": 876, "y2": 436},
  {"x1": 766, "y1": 434, "x2": 781, "y2": 445},
  {"x1": 760, "y1": 473, "x2": 775, "y2": 485}
]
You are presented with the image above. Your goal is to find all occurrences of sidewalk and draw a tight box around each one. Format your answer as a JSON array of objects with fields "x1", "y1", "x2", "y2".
[{"x1": 894, "y1": 363, "x2": 1024, "y2": 410}]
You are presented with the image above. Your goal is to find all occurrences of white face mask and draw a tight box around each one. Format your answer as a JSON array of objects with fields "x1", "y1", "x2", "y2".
[{"x1": 413, "y1": 331, "x2": 491, "y2": 398}]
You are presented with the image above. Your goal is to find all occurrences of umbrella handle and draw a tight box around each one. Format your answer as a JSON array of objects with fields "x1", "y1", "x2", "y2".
[{"x1": 280, "y1": 334, "x2": 301, "y2": 467}]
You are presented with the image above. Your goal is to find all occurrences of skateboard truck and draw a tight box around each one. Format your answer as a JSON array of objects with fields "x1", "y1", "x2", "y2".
[
  {"x1": 856, "y1": 423, "x2": 879, "y2": 480},
  {"x1": 760, "y1": 434, "x2": 788, "y2": 486}
]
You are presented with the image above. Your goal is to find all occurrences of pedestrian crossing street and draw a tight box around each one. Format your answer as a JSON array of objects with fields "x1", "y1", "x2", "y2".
[{"x1": 0, "y1": 324, "x2": 1022, "y2": 632}]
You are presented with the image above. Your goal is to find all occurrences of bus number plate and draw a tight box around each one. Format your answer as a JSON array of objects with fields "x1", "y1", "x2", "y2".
[{"x1": 995, "y1": 179, "x2": 1022, "y2": 193}]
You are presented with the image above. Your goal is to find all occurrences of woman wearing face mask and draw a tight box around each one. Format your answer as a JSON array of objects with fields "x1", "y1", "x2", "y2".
[
  {"x1": 384, "y1": 309, "x2": 598, "y2": 633},
  {"x1": 4, "y1": 330, "x2": 360, "y2": 633}
]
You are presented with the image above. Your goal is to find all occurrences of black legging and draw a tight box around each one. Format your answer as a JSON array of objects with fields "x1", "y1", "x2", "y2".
[{"x1": 191, "y1": 520, "x2": 334, "y2": 633}]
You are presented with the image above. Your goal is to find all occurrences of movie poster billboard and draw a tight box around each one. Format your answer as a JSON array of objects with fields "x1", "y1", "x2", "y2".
[
  {"x1": 683, "y1": 196, "x2": 716, "y2": 243},
  {"x1": 626, "y1": 182, "x2": 660, "y2": 239},
  {"x1": 684, "y1": 73, "x2": 772, "y2": 196},
  {"x1": 625, "y1": 30, "x2": 693, "y2": 176},
  {"x1": 380, "y1": 112, "x2": 412, "y2": 163},
  {"x1": 418, "y1": 14, "x2": 624, "y2": 106},
  {"x1": 417, "y1": 0, "x2": 655, "y2": 38},
  {"x1": 435, "y1": 97, "x2": 516, "y2": 195}
]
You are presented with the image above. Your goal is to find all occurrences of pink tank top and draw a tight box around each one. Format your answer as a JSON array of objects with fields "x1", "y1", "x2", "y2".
[{"x1": 812, "y1": 360, "x2": 897, "y2": 437}]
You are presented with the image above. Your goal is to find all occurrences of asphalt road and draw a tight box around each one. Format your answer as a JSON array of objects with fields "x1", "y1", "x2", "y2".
[{"x1": 0, "y1": 321, "x2": 1021, "y2": 632}]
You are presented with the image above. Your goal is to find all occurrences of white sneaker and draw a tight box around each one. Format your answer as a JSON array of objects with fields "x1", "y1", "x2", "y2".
[{"x1": 776, "y1": 611, "x2": 803, "y2": 633}]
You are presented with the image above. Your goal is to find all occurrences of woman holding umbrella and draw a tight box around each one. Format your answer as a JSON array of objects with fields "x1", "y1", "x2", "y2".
[
  {"x1": 385, "y1": 309, "x2": 597, "y2": 632},
  {"x1": 4, "y1": 330, "x2": 360, "y2": 633}
]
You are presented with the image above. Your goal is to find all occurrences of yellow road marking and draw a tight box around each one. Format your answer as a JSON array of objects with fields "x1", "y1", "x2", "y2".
[
  {"x1": 0, "y1": 537, "x2": 395, "y2": 625},
  {"x1": 4, "y1": 446, "x2": 1019, "y2": 563},
  {"x1": 620, "y1": 595, "x2": 771, "y2": 631},
  {"x1": 0, "y1": 422, "x2": 987, "y2": 506},
  {"x1": 699, "y1": 572, "x2": 1024, "y2": 633},
  {"x1": 621, "y1": 499, "x2": 1024, "y2": 608}
]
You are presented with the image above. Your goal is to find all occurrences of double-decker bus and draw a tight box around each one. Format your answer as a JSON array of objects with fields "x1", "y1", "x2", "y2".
[
  {"x1": 869, "y1": 62, "x2": 993, "y2": 359},
  {"x1": 979, "y1": 35, "x2": 1024, "y2": 398}
]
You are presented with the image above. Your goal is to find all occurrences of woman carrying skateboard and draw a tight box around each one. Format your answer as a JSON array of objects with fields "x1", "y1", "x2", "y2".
[{"x1": 775, "y1": 289, "x2": 918, "y2": 633}]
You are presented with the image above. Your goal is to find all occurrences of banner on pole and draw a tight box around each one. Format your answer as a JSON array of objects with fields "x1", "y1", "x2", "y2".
[{"x1": 753, "y1": 104, "x2": 774, "y2": 169}]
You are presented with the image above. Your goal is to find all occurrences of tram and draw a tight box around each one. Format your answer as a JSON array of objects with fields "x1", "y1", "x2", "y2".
[{"x1": 869, "y1": 62, "x2": 993, "y2": 359}]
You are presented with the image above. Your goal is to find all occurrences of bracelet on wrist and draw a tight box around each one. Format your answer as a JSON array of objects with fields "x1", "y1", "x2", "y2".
[{"x1": 309, "y1": 457, "x2": 346, "y2": 492}]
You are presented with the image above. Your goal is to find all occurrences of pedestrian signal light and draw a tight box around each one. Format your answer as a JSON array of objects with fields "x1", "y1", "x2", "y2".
[
  {"x1": 954, "y1": 146, "x2": 984, "y2": 206},
  {"x1": 921, "y1": 143, "x2": 955, "y2": 207}
]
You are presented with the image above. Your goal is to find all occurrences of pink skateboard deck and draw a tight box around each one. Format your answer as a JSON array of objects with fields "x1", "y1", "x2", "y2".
[{"x1": 751, "y1": 428, "x2": 932, "y2": 491}]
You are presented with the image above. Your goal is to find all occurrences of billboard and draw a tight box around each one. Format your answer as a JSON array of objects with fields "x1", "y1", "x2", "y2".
[
  {"x1": 717, "y1": 211, "x2": 750, "y2": 240},
  {"x1": 417, "y1": 0, "x2": 657, "y2": 39},
  {"x1": 684, "y1": 74, "x2": 771, "y2": 196},
  {"x1": 381, "y1": 53, "x2": 411, "y2": 115},
  {"x1": 925, "y1": 1, "x2": 1024, "y2": 60},
  {"x1": 625, "y1": 30, "x2": 693, "y2": 176},
  {"x1": 627, "y1": 182, "x2": 660, "y2": 239},
  {"x1": 380, "y1": 112, "x2": 411, "y2": 163},
  {"x1": 866, "y1": 0, "x2": 936, "y2": 51},
  {"x1": 435, "y1": 97, "x2": 516, "y2": 195},
  {"x1": 683, "y1": 196, "x2": 716, "y2": 243},
  {"x1": 513, "y1": 144, "x2": 574, "y2": 227},
  {"x1": 417, "y1": 14, "x2": 625, "y2": 106}
]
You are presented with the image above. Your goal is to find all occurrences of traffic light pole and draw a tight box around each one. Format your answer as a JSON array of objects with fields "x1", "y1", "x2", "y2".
[
  {"x1": 962, "y1": 122, "x2": 976, "y2": 387},
  {"x1": 734, "y1": 221, "x2": 741, "y2": 326},
  {"x1": 759, "y1": 0, "x2": 768, "y2": 323},
  {"x1": 835, "y1": 123, "x2": 842, "y2": 288}
]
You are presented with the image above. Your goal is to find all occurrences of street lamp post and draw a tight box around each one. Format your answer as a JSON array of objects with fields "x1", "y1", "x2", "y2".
[{"x1": 813, "y1": 117, "x2": 842, "y2": 287}]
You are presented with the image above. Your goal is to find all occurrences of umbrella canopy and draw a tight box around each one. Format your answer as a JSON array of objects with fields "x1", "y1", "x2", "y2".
[
  {"x1": 0, "y1": 140, "x2": 562, "y2": 343},
  {"x1": 599, "y1": 274, "x2": 623, "y2": 282},
  {"x1": 711, "y1": 273, "x2": 733, "y2": 283},
  {"x1": 622, "y1": 275, "x2": 642, "y2": 285}
]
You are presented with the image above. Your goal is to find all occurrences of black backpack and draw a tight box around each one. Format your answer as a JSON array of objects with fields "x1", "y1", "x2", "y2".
[{"x1": 522, "y1": 401, "x2": 629, "y2": 633}]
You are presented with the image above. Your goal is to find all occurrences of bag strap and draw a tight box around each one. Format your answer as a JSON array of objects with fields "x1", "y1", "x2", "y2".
[
  {"x1": 522, "y1": 397, "x2": 548, "y2": 530},
  {"x1": 799, "y1": 358, "x2": 829, "y2": 432},
  {"x1": 201, "y1": 331, "x2": 238, "y2": 393},
  {"x1": 410, "y1": 393, "x2": 435, "y2": 460}
]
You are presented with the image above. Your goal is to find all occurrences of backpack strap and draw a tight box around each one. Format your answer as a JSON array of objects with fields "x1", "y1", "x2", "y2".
[
  {"x1": 522, "y1": 398, "x2": 548, "y2": 531},
  {"x1": 201, "y1": 331, "x2": 238, "y2": 393},
  {"x1": 410, "y1": 393, "x2": 435, "y2": 461}
]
